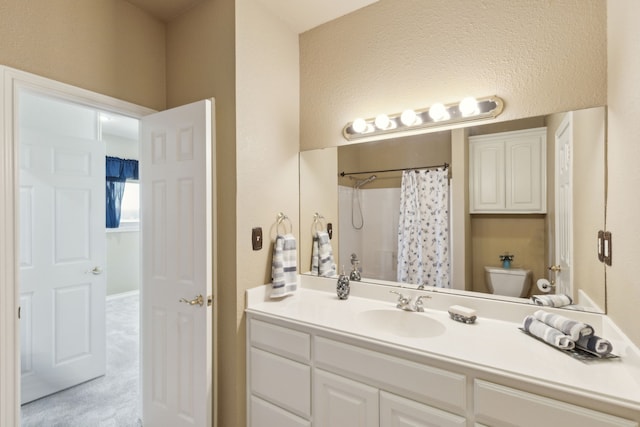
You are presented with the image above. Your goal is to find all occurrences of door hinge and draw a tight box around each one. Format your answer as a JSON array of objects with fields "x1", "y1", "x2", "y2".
[
  {"x1": 18, "y1": 306, "x2": 21, "y2": 319},
  {"x1": 598, "y1": 230, "x2": 612, "y2": 266}
]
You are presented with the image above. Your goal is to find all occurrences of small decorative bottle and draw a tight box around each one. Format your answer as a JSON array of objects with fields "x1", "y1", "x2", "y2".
[
  {"x1": 337, "y1": 266, "x2": 350, "y2": 300},
  {"x1": 349, "y1": 260, "x2": 361, "y2": 282},
  {"x1": 500, "y1": 253, "x2": 514, "y2": 269}
]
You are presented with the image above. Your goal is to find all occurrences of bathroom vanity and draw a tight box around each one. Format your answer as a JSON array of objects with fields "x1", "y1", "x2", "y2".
[{"x1": 246, "y1": 276, "x2": 640, "y2": 427}]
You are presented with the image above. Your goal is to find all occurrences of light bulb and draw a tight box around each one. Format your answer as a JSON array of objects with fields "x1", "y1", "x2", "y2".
[
  {"x1": 459, "y1": 96, "x2": 479, "y2": 117},
  {"x1": 400, "y1": 109, "x2": 417, "y2": 126},
  {"x1": 352, "y1": 118, "x2": 367, "y2": 133},
  {"x1": 374, "y1": 114, "x2": 391, "y2": 130},
  {"x1": 428, "y1": 103, "x2": 449, "y2": 122}
]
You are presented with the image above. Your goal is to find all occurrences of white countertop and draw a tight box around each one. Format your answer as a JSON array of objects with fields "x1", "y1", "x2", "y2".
[{"x1": 246, "y1": 277, "x2": 640, "y2": 411}]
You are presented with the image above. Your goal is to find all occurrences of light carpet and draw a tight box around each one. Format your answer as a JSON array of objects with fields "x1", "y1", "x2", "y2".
[{"x1": 21, "y1": 292, "x2": 141, "y2": 427}]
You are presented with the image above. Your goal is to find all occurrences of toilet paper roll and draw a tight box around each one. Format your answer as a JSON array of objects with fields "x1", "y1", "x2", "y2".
[{"x1": 537, "y1": 278, "x2": 552, "y2": 293}]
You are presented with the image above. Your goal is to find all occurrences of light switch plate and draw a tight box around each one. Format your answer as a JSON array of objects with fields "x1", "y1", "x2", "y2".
[{"x1": 252, "y1": 227, "x2": 263, "y2": 251}]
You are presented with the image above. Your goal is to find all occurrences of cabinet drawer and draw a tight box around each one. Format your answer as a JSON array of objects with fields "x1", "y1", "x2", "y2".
[
  {"x1": 250, "y1": 395, "x2": 311, "y2": 427},
  {"x1": 250, "y1": 318, "x2": 310, "y2": 363},
  {"x1": 315, "y1": 337, "x2": 466, "y2": 415},
  {"x1": 474, "y1": 380, "x2": 638, "y2": 427},
  {"x1": 250, "y1": 348, "x2": 311, "y2": 418},
  {"x1": 380, "y1": 391, "x2": 466, "y2": 427}
]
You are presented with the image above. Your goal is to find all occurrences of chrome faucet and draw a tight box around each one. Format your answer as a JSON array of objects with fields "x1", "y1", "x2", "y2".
[{"x1": 389, "y1": 291, "x2": 430, "y2": 312}]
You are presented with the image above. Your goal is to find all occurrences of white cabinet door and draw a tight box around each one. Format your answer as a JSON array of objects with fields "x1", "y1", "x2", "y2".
[
  {"x1": 380, "y1": 391, "x2": 466, "y2": 427},
  {"x1": 469, "y1": 128, "x2": 546, "y2": 213},
  {"x1": 505, "y1": 135, "x2": 544, "y2": 211},
  {"x1": 470, "y1": 140, "x2": 505, "y2": 212},
  {"x1": 19, "y1": 93, "x2": 106, "y2": 404},
  {"x1": 314, "y1": 369, "x2": 379, "y2": 427}
]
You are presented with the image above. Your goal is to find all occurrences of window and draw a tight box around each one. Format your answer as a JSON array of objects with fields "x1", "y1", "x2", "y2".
[{"x1": 117, "y1": 181, "x2": 139, "y2": 230}]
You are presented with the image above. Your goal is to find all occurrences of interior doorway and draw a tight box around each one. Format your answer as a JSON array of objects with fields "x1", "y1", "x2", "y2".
[{"x1": 18, "y1": 89, "x2": 144, "y2": 425}]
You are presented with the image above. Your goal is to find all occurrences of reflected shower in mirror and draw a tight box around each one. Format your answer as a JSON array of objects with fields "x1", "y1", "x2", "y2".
[{"x1": 299, "y1": 107, "x2": 607, "y2": 313}]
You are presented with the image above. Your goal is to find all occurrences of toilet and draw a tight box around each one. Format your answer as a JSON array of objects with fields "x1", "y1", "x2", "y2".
[{"x1": 484, "y1": 266, "x2": 532, "y2": 297}]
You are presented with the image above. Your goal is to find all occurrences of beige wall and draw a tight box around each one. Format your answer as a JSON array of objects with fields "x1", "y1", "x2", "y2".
[
  {"x1": 470, "y1": 215, "x2": 546, "y2": 295},
  {"x1": 0, "y1": 0, "x2": 166, "y2": 110},
  {"x1": 235, "y1": 2, "x2": 300, "y2": 426},
  {"x1": 300, "y1": 0, "x2": 606, "y2": 151},
  {"x1": 106, "y1": 231, "x2": 140, "y2": 295},
  {"x1": 336, "y1": 132, "x2": 452, "y2": 189},
  {"x1": 607, "y1": 1, "x2": 640, "y2": 345}
]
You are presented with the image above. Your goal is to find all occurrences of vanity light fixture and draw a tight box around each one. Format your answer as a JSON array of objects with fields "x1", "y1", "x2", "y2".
[{"x1": 343, "y1": 95, "x2": 504, "y2": 141}]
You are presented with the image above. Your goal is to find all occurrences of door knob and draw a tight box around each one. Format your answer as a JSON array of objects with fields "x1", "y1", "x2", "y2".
[
  {"x1": 86, "y1": 266, "x2": 103, "y2": 275},
  {"x1": 548, "y1": 265, "x2": 562, "y2": 273},
  {"x1": 179, "y1": 294, "x2": 204, "y2": 307}
]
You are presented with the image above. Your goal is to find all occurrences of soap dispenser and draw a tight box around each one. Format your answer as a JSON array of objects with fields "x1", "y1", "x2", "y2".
[
  {"x1": 349, "y1": 260, "x2": 361, "y2": 281},
  {"x1": 337, "y1": 266, "x2": 350, "y2": 300}
]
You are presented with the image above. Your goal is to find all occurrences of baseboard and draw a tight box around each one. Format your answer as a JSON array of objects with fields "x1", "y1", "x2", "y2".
[{"x1": 106, "y1": 289, "x2": 140, "y2": 301}]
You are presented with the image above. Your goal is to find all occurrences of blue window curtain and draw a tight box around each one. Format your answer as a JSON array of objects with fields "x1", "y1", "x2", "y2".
[{"x1": 106, "y1": 156, "x2": 139, "y2": 228}]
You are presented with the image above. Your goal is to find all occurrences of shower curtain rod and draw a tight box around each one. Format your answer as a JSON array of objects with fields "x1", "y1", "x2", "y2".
[{"x1": 339, "y1": 162, "x2": 449, "y2": 177}]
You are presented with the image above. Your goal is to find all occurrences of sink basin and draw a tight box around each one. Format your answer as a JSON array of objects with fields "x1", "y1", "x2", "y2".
[{"x1": 355, "y1": 309, "x2": 446, "y2": 338}]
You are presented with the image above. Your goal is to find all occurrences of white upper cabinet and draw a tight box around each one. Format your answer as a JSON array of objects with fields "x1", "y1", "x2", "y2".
[{"x1": 469, "y1": 127, "x2": 547, "y2": 213}]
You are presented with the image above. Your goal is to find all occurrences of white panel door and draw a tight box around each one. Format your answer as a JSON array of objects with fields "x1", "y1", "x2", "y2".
[
  {"x1": 141, "y1": 100, "x2": 214, "y2": 427},
  {"x1": 554, "y1": 113, "x2": 573, "y2": 297},
  {"x1": 19, "y1": 92, "x2": 106, "y2": 404}
]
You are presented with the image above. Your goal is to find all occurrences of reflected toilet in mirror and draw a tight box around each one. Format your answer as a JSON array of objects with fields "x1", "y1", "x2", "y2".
[{"x1": 484, "y1": 267, "x2": 532, "y2": 298}]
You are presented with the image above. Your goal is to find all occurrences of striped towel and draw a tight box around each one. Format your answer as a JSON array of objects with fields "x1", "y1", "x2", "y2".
[
  {"x1": 576, "y1": 334, "x2": 613, "y2": 356},
  {"x1": 531, "y1": 294, "x2": 573, "y2": 307},
  {"x1": 310, "y1": 231, "x2": 336, "y2": 277},
  {"x1": 270, "y1": 234, "x2": 297, "y2": 298},
  {"x1": 523, "y1": 316, "x2": 575, "y2": 350},
  {"x1": 533, "y1": 310, "x2": 594, "y2": 341}
]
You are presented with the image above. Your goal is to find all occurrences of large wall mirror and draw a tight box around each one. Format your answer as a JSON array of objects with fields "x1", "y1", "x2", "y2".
[{"x1": 299, "y1": 106, "x2": 606, "y2": 313}]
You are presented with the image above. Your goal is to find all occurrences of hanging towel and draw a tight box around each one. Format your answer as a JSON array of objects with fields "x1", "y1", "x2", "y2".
[
  {"x1": 270, "y1": 234, "x2": 298, "y2": 298},
  {"x1": 532, "y1": 310, "x2": 594, "y2": 341},
  {"x1": 522, "y1": 316, "x2": 575, "y2": 350},
  {"x1": 310, "y1": 231, "x2": 336, "y2": 277},
  {"x1": 576, "y1": 334, "x2": 613, "y2": 356},
  {"x1": 531, "y1": 294, "x2": 573, "y2": 308}
]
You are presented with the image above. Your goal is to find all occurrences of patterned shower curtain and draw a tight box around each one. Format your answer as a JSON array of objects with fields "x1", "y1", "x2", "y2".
[{"x1": 396, "y1": 168, "x2": 450, "y2": 288}]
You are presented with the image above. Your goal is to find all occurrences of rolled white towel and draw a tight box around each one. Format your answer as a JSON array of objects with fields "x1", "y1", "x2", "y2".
[
  {"x1": 532, "y1": 310, "x2": 593, "y2": 341},
  {"x1": 576, "y1": 334, "x2": 613, "y2": 356},
  {"x1": 522, "y1": 316, "x2": 575, "y2": 350},
  {"x1": 531, "y1": 294, "x2": 573, "y2": 307}
]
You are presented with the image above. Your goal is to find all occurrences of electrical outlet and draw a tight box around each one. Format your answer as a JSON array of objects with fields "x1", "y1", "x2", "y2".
[{"x1": 252, "y1": 227, "x2": 263, "y2": 250}]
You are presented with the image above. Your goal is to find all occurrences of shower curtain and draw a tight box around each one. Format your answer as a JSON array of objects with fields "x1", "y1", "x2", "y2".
[{"x1": 397, "y1": 168, "x2": 450, "y2": 288}]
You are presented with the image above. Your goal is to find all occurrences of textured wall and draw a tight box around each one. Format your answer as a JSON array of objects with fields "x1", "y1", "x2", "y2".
[
  {"x1": 0, "y1": 0, "x2": 166, "y2": 110},
  {"x1": 607, "y1": 1, "x2": 640, "y2": 346},
  {"x1": 235, "y1": 1, "x2": 300, "y2": 425},
  {"x1": 300, "y1": 0, "x2": 606, "y2": 151}
]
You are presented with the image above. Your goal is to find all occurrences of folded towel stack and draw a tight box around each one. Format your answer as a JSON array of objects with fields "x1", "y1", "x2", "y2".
[
  {"x1": 533, "y1": 310, "x2": 593, "y2": 341},
  {"x1": 521, "y1": 309, "x2": 613, "y2": 356},
  {"x1": 531, "y1": 294, "x2": 573, "y2": 307},
  {"x1": 271, "y1": 234, "x2": 298, "y2": 298},
  {"x1": 310, "y1": 231, "x2": 336, "y2": 277}
]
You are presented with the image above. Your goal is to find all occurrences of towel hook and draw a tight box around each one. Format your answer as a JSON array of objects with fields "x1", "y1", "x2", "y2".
[
  {"x1": 276, "y1": 212, "x2": 293, "y2": 235},
  {"x1": 312, "y1": 212, "x2": 325, "y2": 234}
]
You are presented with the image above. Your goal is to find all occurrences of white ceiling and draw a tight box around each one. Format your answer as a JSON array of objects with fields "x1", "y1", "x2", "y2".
[{"x1": 127, "y1": 0, "x2": 378, "y2": 32}]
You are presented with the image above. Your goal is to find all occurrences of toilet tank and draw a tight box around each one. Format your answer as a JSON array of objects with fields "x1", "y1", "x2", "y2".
[{"x1": 484, "y1": 266, "x2": 532, "y2": 297}]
